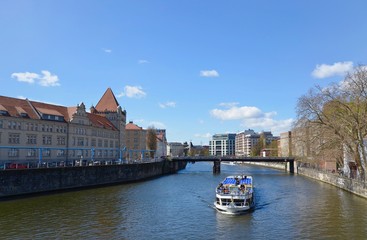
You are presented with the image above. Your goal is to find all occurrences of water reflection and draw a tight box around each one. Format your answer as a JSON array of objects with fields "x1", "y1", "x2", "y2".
[{"x1": 0, "y1": 162, "x2": 367, "y2": 239}]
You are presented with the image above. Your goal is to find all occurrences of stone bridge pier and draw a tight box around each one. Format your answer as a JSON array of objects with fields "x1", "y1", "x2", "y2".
[{"x1": 213, "y1": 160, "x2": 221, "y2": 173}]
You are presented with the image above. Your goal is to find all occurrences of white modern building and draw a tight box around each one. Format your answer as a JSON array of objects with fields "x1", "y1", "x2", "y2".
[{"x1": 209, "y1": 133, "x2": 236, "y2": 156}]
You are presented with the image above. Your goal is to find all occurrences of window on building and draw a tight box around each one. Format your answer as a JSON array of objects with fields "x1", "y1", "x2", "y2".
[
  {"x1": 77, "y1": 137, "x2": 84, "y2": 146},
  {"x1": 57, "y1": 150, "x2": 65, "y2": 157},
  {"x1": 91, "y1": 138, "x2": 96, "y2": 147},
  {"x1": 42, "y1": 135, "x2": 52, "y2": 145},
  {"x1": 27, "y1": 149, "x2": 36, "y2": 157},
  {"x1": 27, "y1": 135, "x2": 37, "y2": 144},
  {"x1": 0, "y1": 120, "x2": 3, "y2": 128},
  {"x1": 43, "y1": 149, "x2": 51, "y2": 157},
  {"x1": 8, "y1": 133, "x2": 20, "y2": 144},
  {"x1": 0, "y1": 110, "x2": 9, "y2": 116},
  {"x1": 98, "y1": 139, "x2": 102, "y2": 147},
  {"x1": 104, "y1": 140, "x2": 108, "y2": 148},
  {"x1": 57, "y1": 136, "x2": 66, "y2": 145},
  {"x1": 8, "y1": 148, "x2": 19, "y2": 157},
  {"x1": 76, "y1": 150, "x2": 82, "y2": 157}
]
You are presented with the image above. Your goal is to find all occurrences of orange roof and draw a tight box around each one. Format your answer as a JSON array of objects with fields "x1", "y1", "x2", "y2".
[
  {"x1": 0, "y1": 96, "x2": 40, "y2": 119},
  {"x1": 87, "y1": 113, "x2": 118, "y2": 130},
  {"x1": 30, "y1": 100, "x2": 70, "y2": 121},
  {"x1": 126, "y1": 122, "x2": 143, "y2": 130},
  {"x1": 95, "y1": 88, "x2": 120, "y2": 112},
  {"x1": 0, "y1": 95, "x2": 119, "y2": 131},
  {"x1": 36, "y1": 107, "x2": 63, "y2": 116}
]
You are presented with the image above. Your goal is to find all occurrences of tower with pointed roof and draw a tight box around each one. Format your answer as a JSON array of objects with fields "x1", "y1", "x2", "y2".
[{"x1": 92, "y1": 88, "x2": 127, "y2": 148}]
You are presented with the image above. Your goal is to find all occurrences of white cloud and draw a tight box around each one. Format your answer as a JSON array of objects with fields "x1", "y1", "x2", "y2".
[
  {"x1": 103, "y1": 48, "x2": 112, "y2": 53},
  {"x1": 210, "y1": 104, "x2": 294, "y2": 135},
  {"x1": 138, "y1": 59, "x2": 149, "y2": 64},
  {"x1": 11, "y1": 72, "x2": 39, "y2": 83},
  {"x1": 117, "y1": 85, "x2": 146, "y2": 98},
  {"x1": 159, "y1": 101, "x2": 176, "y2": 108},
  {"x1": 210, "y1": 106, "x2": 263, "y2": 120},
  {"x1": 312, "y1": 61, "x2": 353, "y2": 79},
  {"x1": 11, "y1": 71, "x2": 60, "y2": 87},
  {"x1": 200, "y1": 70, "x2": 219, "y2": 77},
  {"x1": 240, "y1": 117, "x2": 294, "y2": 135},
  {"x1": 38, "y1": 71, "x2": 60, "y2": 87}
]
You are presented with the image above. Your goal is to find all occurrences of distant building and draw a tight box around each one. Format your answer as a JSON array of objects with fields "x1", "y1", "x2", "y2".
[
  {"x1": 235, "y1": 129, "x2": 259, "y2": 157},
  {"x1": 167, "y1": 142, "x2": 184, "y2": 157},
  {"x1": 278, "y1": 131, "x2": 292, "y2": 157},
  {"x1": 125, "y1": 121, "x2": 147, "y2": 160},
  {"x1": 235, "y1": 130, "x2": 278, "y2": 157},
  {"x1": 188, "y1": 142, "x2": 209, "y2": 156},
  {"x1": 156, "y1": 129, "x2": 167, "y2": 158},
  {"x1": 0, "y1": 88, "x2": 126, "y2": 163},
  {"x1": 209, "y1": 133, "x2": 236, "y2": 156}
]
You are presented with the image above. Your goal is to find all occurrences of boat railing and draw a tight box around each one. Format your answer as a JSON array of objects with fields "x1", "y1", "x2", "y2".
[{"x1": 216, "y1": 188, "x2": 251, "y2": 196}]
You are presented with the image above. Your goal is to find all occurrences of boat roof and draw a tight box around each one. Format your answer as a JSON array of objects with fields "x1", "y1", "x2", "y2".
[{"x1": 221, "y1": 176, "x2": 252, "y2": 185}]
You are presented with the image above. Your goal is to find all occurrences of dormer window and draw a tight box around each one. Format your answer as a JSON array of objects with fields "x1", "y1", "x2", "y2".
[
  {"x1": 20, "y1": 112, "x2": 29, "y2": 118},
  {"x1": 0, "y1": 110, "x2": 9, "y2": 116}
]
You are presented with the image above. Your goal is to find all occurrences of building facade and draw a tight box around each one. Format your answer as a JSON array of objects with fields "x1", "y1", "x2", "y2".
[
  {"x1": 156, "y1": 129, "x2": 167, "y2": 158},
  {"x1": 125, "y1": 121, "x2": 147, "y2": 160},
  {"x1": 167, "y1": 142, "x2": 184, "y2": 157},
  {"x1": 235, "y1": 129, "x2": 258, "y2": 157},
  {"x1": 0, "y1": 88, "x2": 126, "y2": 164},
  {"x1": 209, "y1": 133, "x2": 236, "y2": 156}
]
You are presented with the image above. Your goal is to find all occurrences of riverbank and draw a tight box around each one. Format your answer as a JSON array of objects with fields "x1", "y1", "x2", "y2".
[
  {"x1": 242, "y1": 161, "x2": 367, "y2": 199},
  {"x1": 0, "y1": 159, "x2": 187, "y2": 198},
  {"x1": 298, "y1": 167, "x2": 367, "y2": 199}
]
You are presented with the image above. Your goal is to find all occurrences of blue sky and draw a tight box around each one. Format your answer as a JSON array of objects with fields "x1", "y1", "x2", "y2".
[{"x1": 1, "y1": 0, "x2": 367, "y2": 145}]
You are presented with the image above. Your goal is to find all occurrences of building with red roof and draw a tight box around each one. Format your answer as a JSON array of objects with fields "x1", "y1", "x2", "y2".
[{"x1": 0, "y1": 88, "x2": 127, "y2": 164}]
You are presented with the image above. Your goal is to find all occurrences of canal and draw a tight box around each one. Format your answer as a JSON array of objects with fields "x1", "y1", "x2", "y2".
[{"x1": 0, "y1": 162, "x2": 367, "y2": 239}]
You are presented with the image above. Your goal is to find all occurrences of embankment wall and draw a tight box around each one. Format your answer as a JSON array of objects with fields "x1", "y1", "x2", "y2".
[
  {"x1": 0, "y1": 160, "x2": 186, "y2": 198},
  {"x1": 243, "y1": 161, "x2": 367, "y2": 198},
  {"x1": 298, "y1": 167, "x2": 367, "y2": 199}
]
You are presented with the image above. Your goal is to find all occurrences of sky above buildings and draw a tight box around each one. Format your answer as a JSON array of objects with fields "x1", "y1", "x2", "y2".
[{"x1": 1, "y1": 0, "x2": 367, "y2": 145}]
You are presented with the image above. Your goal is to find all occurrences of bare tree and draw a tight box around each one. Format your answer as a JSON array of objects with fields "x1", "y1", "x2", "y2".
[
  {"x1": 146, "y1": 126, "x2": 157, "y2": 158},
  {"x1": 296, "y1": 65, "x2": 367, "y2": 179}
]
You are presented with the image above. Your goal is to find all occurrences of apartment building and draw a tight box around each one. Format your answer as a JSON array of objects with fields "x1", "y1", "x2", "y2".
[
  {"x1": 209, "y1": 133, "x2": 236, "y2": 156},
  {"x1": 0, "y1": 88, "x2": 126, "y2": 164},
  {"x1": 125, "y1": 121, "x2": 147, "y2": 160},
  {"x1": 235, "y1": 129, "x2": 259, "y2": 157}
]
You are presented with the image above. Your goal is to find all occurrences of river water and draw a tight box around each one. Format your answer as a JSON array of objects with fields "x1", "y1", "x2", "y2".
[{"x1": 1, "y1": 162, "x2": 367, "y2": 239}]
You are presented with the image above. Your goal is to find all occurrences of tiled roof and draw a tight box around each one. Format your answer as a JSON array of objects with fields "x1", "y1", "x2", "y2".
[
  {"x1": 30, "y1": 100, "x2": 70, "y2": 121},
  {"x1": 126, "y1": 122, "x2": 143, "y2": 130},
  {"x1": 0, "y1": 95, "x2": 119, "y2": 130},
  {"x1": 0, "y1": 96, "x2": 40, "y2": 119},
  {"x1": 36, "y1": 107, "x2": 63, "y2": 116},
  {"x1": 95, "y1": 88, "x2": 120, "y2": 112},
  {"x1": 87, "y1": 113, "x2": 118, "y2": 130}
]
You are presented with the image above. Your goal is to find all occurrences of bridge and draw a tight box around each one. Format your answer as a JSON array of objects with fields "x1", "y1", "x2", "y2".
[{"x1": 170, "y1": 156, "x2": 295, "y2": 173}]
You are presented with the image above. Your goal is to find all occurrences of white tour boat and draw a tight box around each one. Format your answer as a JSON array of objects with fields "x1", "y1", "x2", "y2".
[{"x1": 214, "y1": 175, "x2": 255, "y2": 215}]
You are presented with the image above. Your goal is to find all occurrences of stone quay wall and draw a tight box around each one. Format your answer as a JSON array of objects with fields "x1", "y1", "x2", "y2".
[
  {"x1": 297, "y1": 167, "x2": 367, "y2": 199},
  {"x1": 242, "y1": 161, "x2": 367, "y2": 198},
  {"x1": 0, "y1": 160, "x2": 187, "y2": 198}
]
